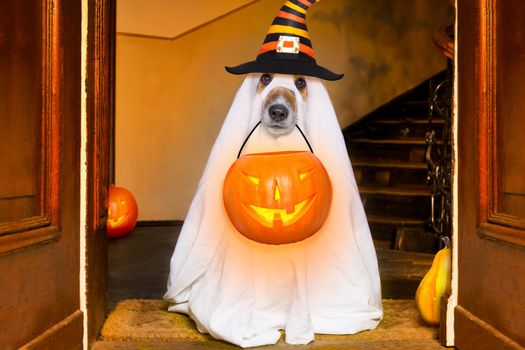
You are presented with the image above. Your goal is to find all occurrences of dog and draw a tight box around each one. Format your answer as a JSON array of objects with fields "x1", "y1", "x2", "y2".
[
  {"x1": 165, "y1": 73, "x2": 383, "y2": 347},
  {"x1": 257, "y1": 73, "x2": 308, "y2": 136}
]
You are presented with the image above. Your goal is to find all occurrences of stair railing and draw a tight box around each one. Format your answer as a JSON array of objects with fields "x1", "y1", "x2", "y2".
[{"x1": 425, "y1": 65, "x2": 452, "y2": 239}]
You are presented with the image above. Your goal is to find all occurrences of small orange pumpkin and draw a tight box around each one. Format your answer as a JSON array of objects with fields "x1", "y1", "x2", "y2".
[
  {"x1": 223, "y1": 151, "x2": 332, "y2": 245},
  {"x1": 107, "y1": 186, "x2": 138, "y2": 239}
]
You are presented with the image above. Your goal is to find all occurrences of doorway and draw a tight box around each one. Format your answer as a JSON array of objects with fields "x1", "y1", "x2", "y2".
[{"x1": 99, "y1": 0, "x2": 454, "y2": 349}]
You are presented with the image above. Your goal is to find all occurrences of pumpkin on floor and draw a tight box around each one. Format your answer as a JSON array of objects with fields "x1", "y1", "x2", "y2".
[
  {"x1": 415, "y1": 236, "x2": 452, "y2": 325},
  {"x1": 107, "y1": 186, "x2": 138, "y2": 239}
]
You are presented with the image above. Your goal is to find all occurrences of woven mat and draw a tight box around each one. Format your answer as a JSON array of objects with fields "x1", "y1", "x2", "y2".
[{"x1": 100, "y1": 299, "x2": 439, "y2": 344}]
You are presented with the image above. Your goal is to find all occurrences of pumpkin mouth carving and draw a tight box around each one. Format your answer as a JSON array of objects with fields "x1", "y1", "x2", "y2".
[
  {"x1": 108, "y1": 200, "x2": 131, "y2": 227},
  {"x1": 244, "y1": 194, "x2": 316, "y2": 228},
  {"x1": 107, "y1": 212, "x2": 130, "y2": 228}
]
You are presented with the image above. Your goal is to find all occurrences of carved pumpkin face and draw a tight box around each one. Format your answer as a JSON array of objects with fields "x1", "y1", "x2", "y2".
[
  {"x1": 107, "y1": 186, "x2": 139, "y2": 238},
  {"x1": 223, "y1": 151, "x2": 332, "y2": 244}
]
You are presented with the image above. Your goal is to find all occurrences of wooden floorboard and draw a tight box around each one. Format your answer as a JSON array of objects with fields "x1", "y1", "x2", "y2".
[
  {"x1": 108, "y1": 225, "x2": 181, "y2": 310},
  {"x1": 108, "y1": 226, "x2": 433, "y2": 307},
  {"x1": 104, "y1": 227, "x2": 439, "y2": 348}
]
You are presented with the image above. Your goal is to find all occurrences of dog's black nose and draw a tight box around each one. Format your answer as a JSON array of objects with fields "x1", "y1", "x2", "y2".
[{"x1": 269, "y1": 104, "x2": 289, "y2": 122}]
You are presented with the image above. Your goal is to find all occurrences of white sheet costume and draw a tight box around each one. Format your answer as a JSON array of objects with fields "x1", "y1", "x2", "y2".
[{"x1": 164, "y1": 74, "x2": 383, "y2": 347}]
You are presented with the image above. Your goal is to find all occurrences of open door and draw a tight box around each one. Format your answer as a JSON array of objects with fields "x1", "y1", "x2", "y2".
[
  {"x1": 456, "y1": 1, "x2": 525, "y2": 349},
  {"x1": 0, "y1": 1, "x2": 83, "y2": 349}
]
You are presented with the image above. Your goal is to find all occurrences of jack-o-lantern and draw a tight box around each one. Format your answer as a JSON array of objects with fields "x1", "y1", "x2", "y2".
[
  {"x1": 223, "y1": 151, "x2": 332, "y2": 244},
  {"x1": 107, "y1": 186, "x2": 139, "y2": 239}
]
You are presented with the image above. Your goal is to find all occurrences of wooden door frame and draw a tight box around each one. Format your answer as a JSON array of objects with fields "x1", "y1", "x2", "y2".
[{"x1": 85, "y1": 0, "x2": 115, "y2": 347}]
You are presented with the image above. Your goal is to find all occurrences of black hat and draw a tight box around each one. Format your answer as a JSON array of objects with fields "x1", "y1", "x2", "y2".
[{"x1": 226, "y1": 0, "x2": 343, "y2": 81}]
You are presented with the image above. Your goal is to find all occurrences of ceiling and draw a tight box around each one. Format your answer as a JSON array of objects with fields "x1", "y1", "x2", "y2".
[{"x1": 117, "y1": 0, "x2": 257, "y2": 39}]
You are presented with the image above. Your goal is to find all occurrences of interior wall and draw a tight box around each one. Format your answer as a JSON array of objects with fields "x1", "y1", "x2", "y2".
[
  {"x1": 116, "y1": 0, "x2": 452, "y2": 220},
  {"x1": 117, "y1": 0, "x2": 256, "y2": 39}
]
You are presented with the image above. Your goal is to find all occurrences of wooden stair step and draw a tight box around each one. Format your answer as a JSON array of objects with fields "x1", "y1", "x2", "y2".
[
  {"x1": 349, "y1": 137, "x2": 442, "y2": 146},
  {"x1": 377, "y1": 247, "x2": 435, "y2": 260},
  {"x1": 376, "y1": 248, "x2": 433, "y2": 281},
  {"x1": 354, "y1": 120, "x2": 445, "y2": 140},
  {"x1": 369, "y1": 118, "x2": 445, "y2": 125},
  {"x1": 359, "y1": 186, "x2": 430, "y2": 197},
  {"x1": 368, "y1": 215, "x2": 426, "y2": 227},
  {"x1": 396, "y1": 100, "x2": 429, "y2": 108},
  {"x1": 377, "y1": 248, "x2": 433, "y2": 298},
  {"x1": 389, "y1": 101, "x2": 430, "y2": 114},
  {"x1": 347, "y1": 147, "x2": 426, "y2": 164},
  {"x1": 353, "y1": 160, "x2": 427, "y2": 170},
  {"x1": 363, "y1": 195, "x2": 430, "y2": 219}
]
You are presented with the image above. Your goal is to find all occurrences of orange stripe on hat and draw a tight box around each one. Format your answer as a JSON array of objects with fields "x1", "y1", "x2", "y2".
[
  {"x1": 296, "y1": 0, "x2": 314, "y2": 8},
  {"x1": 259, "y1": 41, "x2": 316, "y2": 59},
  {"x1": 277, "y1": 10, "x2": 306, "y2": 24},
  {"x1": 259, "y1": 41, "x2": 278, "y2": 54},
  {"x1": 299, "y1": 43, "x2": 316, "y2": 58}
]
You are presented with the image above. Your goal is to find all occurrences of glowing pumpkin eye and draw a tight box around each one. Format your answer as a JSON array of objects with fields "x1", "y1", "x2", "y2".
[
  {"x1": 243, "y1": 172, "x2": 260, "y2": 185},
  {"x1": 299, "y1": 168, "x2": 314, "y2": 180},
  {"x1": 274, "y1": 183, "x2": 281, "y2": 201}
]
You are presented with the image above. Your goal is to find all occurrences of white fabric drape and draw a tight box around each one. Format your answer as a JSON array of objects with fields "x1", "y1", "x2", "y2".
[{"x1": 165, "y1": 74, "x2": 383, "y2": 348}]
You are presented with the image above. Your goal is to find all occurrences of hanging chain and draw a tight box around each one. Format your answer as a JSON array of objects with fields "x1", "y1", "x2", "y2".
[{"x1": 425, "y1": 66, "x2": 453, "y2": 240}]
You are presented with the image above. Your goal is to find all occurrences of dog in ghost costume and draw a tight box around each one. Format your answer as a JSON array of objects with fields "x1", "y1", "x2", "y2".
[{"x1": 165, "y1": 0, "x2": 383, "y2": 347}]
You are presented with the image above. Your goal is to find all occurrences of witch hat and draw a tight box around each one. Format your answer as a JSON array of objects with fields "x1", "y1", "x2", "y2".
[{"x1": 226, "y1": 0, "x2": 343, "y2": 81}]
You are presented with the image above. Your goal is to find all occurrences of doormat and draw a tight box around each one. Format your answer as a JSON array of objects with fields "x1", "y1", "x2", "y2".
[{"x1": 100, "y1": 299, "x2": 440, "y2": 344}]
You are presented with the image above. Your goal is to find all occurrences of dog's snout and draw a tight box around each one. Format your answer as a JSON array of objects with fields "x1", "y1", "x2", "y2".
[
  {"x1": 269, "y1": 104, "x2": 289, "y2": 122},
  {"x1": 261, "y1": 86, "x2": 297, "y2": 135}
]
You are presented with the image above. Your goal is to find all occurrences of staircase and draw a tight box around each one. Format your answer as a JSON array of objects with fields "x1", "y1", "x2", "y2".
[
  {"x1": 344, "y1": 71, "x2": 449, "y2": 298},
  {"x1": 344, "y1": 71, "x2": 447, "y2": 251}
]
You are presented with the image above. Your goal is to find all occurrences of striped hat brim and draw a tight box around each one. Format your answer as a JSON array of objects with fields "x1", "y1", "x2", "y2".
[{"x1": 225, "y1": 55, "x2": 343, "y2": 81}]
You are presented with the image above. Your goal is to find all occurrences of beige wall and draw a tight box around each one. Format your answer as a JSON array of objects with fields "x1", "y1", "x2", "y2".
[
  {"x1": 117, "y1": 0, "x2": 256, "y2": 38},
  {"x1": 116, "y1": 0, "x2": 452, "y2": 220}
]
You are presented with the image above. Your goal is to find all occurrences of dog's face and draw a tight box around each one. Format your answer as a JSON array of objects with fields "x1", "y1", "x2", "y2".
[{"x1": 256, "y1": 73, "x2": 308, "y2": 136}]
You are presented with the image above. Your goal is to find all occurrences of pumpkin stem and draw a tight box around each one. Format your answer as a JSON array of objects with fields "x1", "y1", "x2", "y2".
[{"x1": 440, "y1": 236, "x2": 451, "y2": 249}]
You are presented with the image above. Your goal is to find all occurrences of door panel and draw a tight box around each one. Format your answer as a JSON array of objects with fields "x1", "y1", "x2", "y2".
[
  {"x1": 0, "y1": 1, "x2": 83, "y2": 349},
  {"x1": 456, "y1": 1, "x2": 525, "y2": 349},
  {"x1": 0, "y1": 0, "x2": 60, "y2": 252},
  {"x1": 0, "y1": 0, "x2": 42, "y2": 223},
  {"x1": 495, "y1": 1, "x2": 525, "y2": 223}
]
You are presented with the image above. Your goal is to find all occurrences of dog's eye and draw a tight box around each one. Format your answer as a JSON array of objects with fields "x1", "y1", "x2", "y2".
[
  {"x1": 260, "y1": 74, "x2": 273, "y2": 86},
  {"x1": 295, "y1": 77, "x2": 307, "y2": 90}
]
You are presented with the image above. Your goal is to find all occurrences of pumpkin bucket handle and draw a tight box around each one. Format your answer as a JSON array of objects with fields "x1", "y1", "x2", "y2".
[{"x1": 237, "y1": 122, "x2": 314, "y2": 159}]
